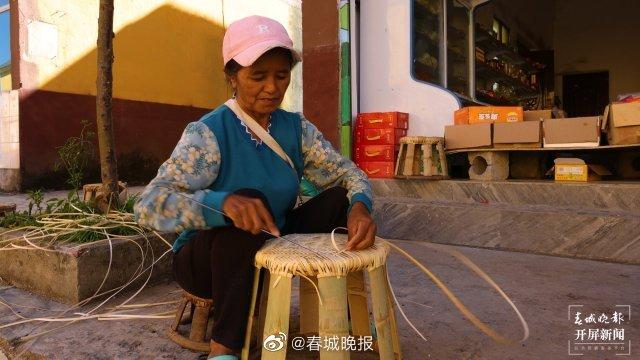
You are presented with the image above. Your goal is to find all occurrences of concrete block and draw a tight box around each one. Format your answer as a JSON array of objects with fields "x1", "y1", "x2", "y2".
[
  {"x1": 0, "y1": 232, "x2": 175, "y2": 304},
  {"x1": 467, "y1": 151, "x2": 509, "y2": 180}
]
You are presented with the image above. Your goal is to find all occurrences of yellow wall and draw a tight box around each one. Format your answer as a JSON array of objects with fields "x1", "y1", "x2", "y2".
[
  {"x1": 20, "y1": 0, "x2": 303, "y2": 110},
  {"x1": 0, "y1": 73, "x2": 10, "y2": 91},
  {"x1": 25, "y1": 0, "x2": 228, "y2": 109}
]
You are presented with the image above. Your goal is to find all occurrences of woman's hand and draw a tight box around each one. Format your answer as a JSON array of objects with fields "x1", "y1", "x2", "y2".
[
  {"x1": 345, "y1": 202, "x2": 377, "y2": 251},
  {"x1": 222, "y1": 194, "x2": 280, "y2": 236}
]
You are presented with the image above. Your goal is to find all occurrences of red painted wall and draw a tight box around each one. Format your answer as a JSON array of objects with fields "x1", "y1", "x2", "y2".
[
  {"x1": 19, "y1": 90, "x2": 210, "y2": 189},
  {"x1": 302, "y1": 0, "x2": 340, "y2": 149}
]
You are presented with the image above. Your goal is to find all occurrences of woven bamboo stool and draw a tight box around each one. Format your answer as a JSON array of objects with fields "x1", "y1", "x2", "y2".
[
  {"x1": 168, "y1": 291, "x2": 214, "y2": 352},
  {"x1": 394, "y1": 136, "x2": 448, "y2": 179},
  {"x1": 242, "y1": 233, "x2": 401, "y2": 360}
]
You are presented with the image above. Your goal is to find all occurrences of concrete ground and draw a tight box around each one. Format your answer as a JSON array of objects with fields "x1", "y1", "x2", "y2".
[{"x1": 0, "y1": 239, "x2": 638, "y2": 360}]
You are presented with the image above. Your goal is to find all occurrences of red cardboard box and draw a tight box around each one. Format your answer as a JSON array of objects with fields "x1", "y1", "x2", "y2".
[
  {"x1": 357, "y1": 161, "x2": 395, "y2": 178},
  {"x1": 356, "y1": 112, "x2": 409, "y2": 129},
  {"x1": 354, "y1": 145, "x2": 397, "y2": 163},
  {"x1": 355, "y1": 128, "x2": 407, "y2": 145}
]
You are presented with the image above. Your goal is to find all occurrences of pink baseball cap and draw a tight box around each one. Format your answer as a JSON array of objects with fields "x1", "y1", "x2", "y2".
[{"x1": 223, "y1": 15, "x2": 301, "y2": 67}]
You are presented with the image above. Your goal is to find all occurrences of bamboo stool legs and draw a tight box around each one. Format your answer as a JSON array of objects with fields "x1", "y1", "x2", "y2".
[
  {"x1": 300, "y1": 271, "x2": 370, "y2": 337},
  {"x1": 241, "y1": 265, "x2": 400, "y2": 359},
  {"x1": 241, "y1": 267, "x2": 263, "y2": 360},
  {"x1": 167, "y1": 292, "x2": 213, "y2": 352},
  {"x1": 368, "y1": 266, "x2": 397, "y2": 360},
  {"x1": 402, "y1": 143, "x2": 415, "y2": 176},
  {"x1": 395, "y1": 136, "x2": 448, "y2": 179},
  {"x1": 347, "y1": 271, "x2": 372, "y2": 337},
  {"x1": 383, "y1": 265, "x2": 402, "y2": 359},
  {"x1": 436, "y1": 141, "x2": 449, "y2": 179},
  {"x1": 423, "y1": 145, "x2": 433, "y2": 176},
  {"x1": 318, "y1": 276, "x2": 350, "y2": 359},
  {"x1": 261, "y1": 274, "x2": 292, "y2": 360}
]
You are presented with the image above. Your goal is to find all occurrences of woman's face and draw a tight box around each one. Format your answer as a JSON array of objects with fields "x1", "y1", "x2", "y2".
[{"x1": 229, "y1": 49, "x2": 292, "y2": 118}]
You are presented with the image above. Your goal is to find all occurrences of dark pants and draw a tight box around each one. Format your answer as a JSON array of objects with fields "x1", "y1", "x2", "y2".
[{"x1": 172, "y1": 187, "x2": 349, "y2": 350}]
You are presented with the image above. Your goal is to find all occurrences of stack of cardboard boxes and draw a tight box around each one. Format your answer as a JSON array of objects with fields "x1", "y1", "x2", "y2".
[
  {"x1": 444, "y1": 106, "x2": 532, "y2": 150},
  {"x1": 354, "y1": 112, "x2": 408, "y2": 178},
  {"x1": 435, "y1": 97, "x2": 640, "y2": 182},
  {"x1": 444, "y1": 106, "x2": 605, "y2": 150}
]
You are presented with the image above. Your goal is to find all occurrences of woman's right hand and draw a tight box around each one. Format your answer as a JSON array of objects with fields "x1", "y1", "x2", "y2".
[{"x1": 222, "y1": 194, "x2": 280, "y2": 236}]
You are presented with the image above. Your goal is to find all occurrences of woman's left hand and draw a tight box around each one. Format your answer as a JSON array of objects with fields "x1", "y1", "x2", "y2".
[{"x1": 345, "y1": 202, "x2": 377, "y2": 251}]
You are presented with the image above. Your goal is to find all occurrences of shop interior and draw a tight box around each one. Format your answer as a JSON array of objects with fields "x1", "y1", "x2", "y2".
[
  {"x1": 411, "y1": 0, "x2": 640, "y2": 180},
  {"x1": 412, "y1": 0, "x2": 639, "y2": 117}
]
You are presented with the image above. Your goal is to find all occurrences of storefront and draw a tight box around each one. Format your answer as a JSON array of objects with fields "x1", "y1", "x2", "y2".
[{"x1": 352, "y1": 0, "x2": 640, "y2": 180}]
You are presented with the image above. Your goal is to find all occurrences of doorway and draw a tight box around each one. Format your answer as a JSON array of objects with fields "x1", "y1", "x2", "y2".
[{"x1": 562, "y1": 71, "x2": 609, "y2": 117}]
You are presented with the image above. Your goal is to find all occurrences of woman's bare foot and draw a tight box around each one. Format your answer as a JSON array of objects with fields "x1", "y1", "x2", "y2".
[{"x1": 208, "y1": 340, "x2": 236, "y2": 358}]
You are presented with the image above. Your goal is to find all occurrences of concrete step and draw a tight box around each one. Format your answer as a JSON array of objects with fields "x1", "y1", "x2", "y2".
[
  {"x1": 371, "y1": 179, "x2": 640, "y2": 264},
  {"x1": 372, "y1": 179, "x2": 640, "y2": 214}
]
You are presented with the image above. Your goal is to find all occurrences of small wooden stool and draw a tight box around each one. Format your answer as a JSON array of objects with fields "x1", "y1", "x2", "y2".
[
  {"x1": 168, "y1": 291, "x2": 214, "y2": 352},
  {"x1": 82, "y1": 181, "x2": 128, "y2": 203},
  {"x1": 242, "y1": 233, "x2": 401, "y2": 360},
  {"x1": 395, "y1": 136, "x2": 448, "y2": 179},
  {"x1": 0, "y1": 203, "x2": 16, "y2": 216}
]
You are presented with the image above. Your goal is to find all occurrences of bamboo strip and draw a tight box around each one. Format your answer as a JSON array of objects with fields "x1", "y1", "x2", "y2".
[
  {"x1": 318, "y1": 276, "x2": 350, "y2": 360},
  {"x1": 423, "y1": 145, "x2": 433, "y2": 176},
  {"x1": 383, "y1": 265, "x2": 402, "y2": 359},
  {"x1": 402, "y1": 144, "x2": 415, "y2": 176},
  {"x1": 368, "y1": 266, "x2": 395, "y2": 359},
  {"x1": 261, "y1": 274, "x2": 292, "y2": 360},
  {"x1": 242, "y1": 267, "x2": 262, "y2": 360}
]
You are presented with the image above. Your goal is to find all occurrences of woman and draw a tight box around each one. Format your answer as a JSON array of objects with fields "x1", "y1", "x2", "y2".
[{"x1": 135, "y1": 15, "x2": 376, "y2": 359}]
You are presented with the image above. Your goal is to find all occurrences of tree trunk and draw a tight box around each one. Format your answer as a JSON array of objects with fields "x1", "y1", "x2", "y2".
[{"x1": 96, "y1": 0, "x2": 119, "y2": 211}]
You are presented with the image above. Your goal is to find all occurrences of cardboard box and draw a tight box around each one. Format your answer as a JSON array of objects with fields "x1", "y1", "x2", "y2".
[
  {"x1": 355, "y1": 128, "x2": 407, "y2": 145},
  {"x1": 444, "y1": 123, "x2": 492, "y2": 150},
  {"x1": 454, "y1": 106, "x2": 523, "y2": 125},
  {"x1": 357, "y1": 161, "x2": 395, "y2": 178},
  {"x1": 354, "y1": 145, "x2": 397, "y2": 163},
  {"x1": 493, "y1": 121, "x2": 541, "y2": 149},
  {"x1": 603, "y1": 102, "x2": 640, "y2": 145},
  {"x1": 548, "y1": 158, "x2": 611, "y2": 182},
  {"x1": 356, "y1": 112, "x2": 409, "y2": 129},
  {"x1": 524, "y1": 110, "x2": 552, "y2": 122},
  {"x1": 543, "y1": 117, "x2": 601, "y2": 148}
]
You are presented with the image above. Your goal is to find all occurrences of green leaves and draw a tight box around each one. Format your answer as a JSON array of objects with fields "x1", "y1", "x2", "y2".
[
  {"x1": 0, "y1": 191, "x2": 144, "y2": 244},
  {"x1": 55, "y1": 119, "x2": 96, "y2": 191}
]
